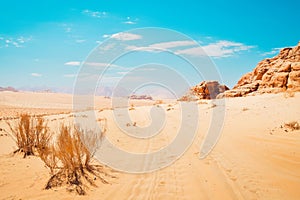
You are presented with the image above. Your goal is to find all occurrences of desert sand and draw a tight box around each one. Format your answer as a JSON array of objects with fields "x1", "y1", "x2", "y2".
[{"x1": 0, "y1": 91, "x2": 300, "y2": 200}]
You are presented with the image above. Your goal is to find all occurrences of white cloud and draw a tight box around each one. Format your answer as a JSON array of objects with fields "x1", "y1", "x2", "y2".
[
  {"x1": 65, "y1": 27, "x2": 72, "y2": 33},
  {"x1": 64, "y1": 74, "x2": 77, "y2": 78},
  {"x1": 31, "y1": 73, "x2": 42, "y2": 77},
  {"x1": 0, "y1": 36, "x2": 32, "y2": 48},
  {"x1": 84, "y1": 62, "x2": 125, "y2": 70},
  {"x1": 82, "y1": 9, "x2": 107, "y2": 18},
  {"x1": 175, "y1": 40, "x2": 255, "y2": 58},
  {"x1": 102, "y1": 34, "x2": 110, "y2": 38},
  {"x1": 124, "y1": 21, "x2": 136, "y2": 25},
  {"x1": 59, "y1": 23, "x2": 72, "y2": 33},
  {"x1": 127, "y1": 40, "x2": 197, "y2": 52},
  {"x1": 111, "y1": 32, "x2": 142, "y2": 41},
  {"x1": 117, "y1": 71, "x2": 128, "y2": 75},
  {"x1": 64, "y1": 61, "x2": 81, "y2": 66},
  {"x1": 124, "y1": 39, "x2": 254, "y2": 58},
  {"x1": 123, "y1": 17, "x2": 138, "y2": 25},
  {"x1": 98, "y1": 43, "x2": 115, "y2": 51},
  {"x1": 75, "y1": 39, "x2": 86, "y2": 43},
  {"x1": 261, "y1": 47, "x2": 283, "y2": 56}
]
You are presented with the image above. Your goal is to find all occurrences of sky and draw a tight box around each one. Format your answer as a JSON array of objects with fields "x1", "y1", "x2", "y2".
[{"x1": 0, "y1": 0, "x2": 299, "y2": 95}]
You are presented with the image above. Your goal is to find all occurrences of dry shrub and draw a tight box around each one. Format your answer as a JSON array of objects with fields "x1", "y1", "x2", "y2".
[
  {"x1": 197, "y1": 100, "x2": 208, "y2": 105},
  {"x1": 284, "y1": 121, "x2": 300, "y2": 131},
  {"x1": 208, "y1": 102, "x2": 217, "y2": 109},
  {"x1": 242, "y1": 107, "x2": 249, "y2": 111},
  {"x1": 153, "y1": 99, "x2": 164, "y2": 105},
  {"x1": 8, "y1": 114, "x2": 110, "y2": 195},
  {"x1": 44, "y1": 124, "x2": 106, "y2": 195},
  {"x1": 7, "y1": 114, "x2": 49, "y2": 158},
  {"x1": 129, "y1": 107, "x2": 135, "y2": 111}
]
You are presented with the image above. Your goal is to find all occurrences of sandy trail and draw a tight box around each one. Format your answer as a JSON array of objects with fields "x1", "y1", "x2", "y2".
[{"x1": 0, "y1": 92, "x2": 300, "y2": 199}]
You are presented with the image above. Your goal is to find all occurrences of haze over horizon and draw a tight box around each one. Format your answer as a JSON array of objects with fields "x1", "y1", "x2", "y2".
[{"x1": 0, "y1": 0, "x2": 299, "y2": 94}]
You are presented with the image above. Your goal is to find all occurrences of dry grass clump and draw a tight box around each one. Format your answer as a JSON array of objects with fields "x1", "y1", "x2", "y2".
[
  {"x1": 44, "y1": 124, "x2": 106, "y2": 195},
  {"x1": 129, "y1": 106, "x2": 135, "y2": 111},
  {"x1": 7, "y1": 114, "x2": 50, "y2": 158},
  {"x1": 7, "y1": 113, "x2": 109, "y2": 195},
  {"x1": 242, "y1": 107, "x2": 249, "y2": 111},
  {"x1": 154, "y1": 100, "x2": 164, "y2": 105},
  {"x1": 284, "y1": 121, "x2": 300, "y2": 131},
  {"x1": 197, "y1": 100, "x2": 208, "y2": 104}
]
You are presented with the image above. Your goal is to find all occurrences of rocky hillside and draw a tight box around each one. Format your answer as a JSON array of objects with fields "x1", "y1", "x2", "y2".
[
  {"x1": 218, "y1": 42, "x2": 300, "y2": 98},
  {"x1": 179, "y1": 81, "x2": 229, "y2": 101}
]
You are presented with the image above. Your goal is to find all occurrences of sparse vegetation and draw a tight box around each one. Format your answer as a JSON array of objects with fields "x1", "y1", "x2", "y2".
[
  {"x1": 7, "y1": 114, "x2": 49, "y2": 158},
  {"x1": 154, "y1": 100, "x2": 164, "y2": 105},
  {"x1": 242, "y1": 107, "x2": 249, "y2": 111},
  {"x1": 129, "y1": 106, "x2": 135, "y2": 111},
  {"x1": 7, "y1": 113, "x2": 109, "y2": 195},
  {"x1": 43, "y1": 124, "x2": 106, "y2": 195},
  {"x1": 197, "y1": 100, "x2": 208, "y2": 104}
]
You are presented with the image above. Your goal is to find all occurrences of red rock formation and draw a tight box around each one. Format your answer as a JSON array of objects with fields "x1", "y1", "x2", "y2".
[
  {"x1": 130, "y1": 94, "x2": 153, "y2": 100},
  {"x1": 179, "y1": 81, "x2": 229, "y2": 101},
  {"x1": 218, "y1": 41, "x2": 300, "y2": 98}
]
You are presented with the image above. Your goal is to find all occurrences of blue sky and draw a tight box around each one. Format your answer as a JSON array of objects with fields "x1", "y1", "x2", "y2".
[{"x1": 0, "y1": 0, "x2": 299, "y2": 94}]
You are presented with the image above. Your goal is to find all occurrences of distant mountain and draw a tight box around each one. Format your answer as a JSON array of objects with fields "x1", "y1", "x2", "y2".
[
  {"x1": 130, "y1": 94, "x2": 153, "y2": 100},
  {"x1": 0, "y1": 86, "x2": 18, "y2": 92},
  {"x1": 218, "y1": 41, "x2": 300, "y2": 98}
]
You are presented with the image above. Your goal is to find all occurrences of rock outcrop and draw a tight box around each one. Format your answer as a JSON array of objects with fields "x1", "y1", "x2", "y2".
[
  {"x1": 218, "y1": 41, "x2": 300, "y2": 98},
  {"x1": 179, "y1": 81, "x2": 229, "y2": 101},
  {"x1": 130, "y1": 94, "x2": 153, "y2": 100},
  {"x1": 0, "y1": 86, "x2": 18, "y2": 92}
]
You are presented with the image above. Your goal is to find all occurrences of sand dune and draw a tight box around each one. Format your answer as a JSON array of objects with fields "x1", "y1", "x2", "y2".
[{"x1": 0, "y1": 91, "x2": 299, "y2": 199}]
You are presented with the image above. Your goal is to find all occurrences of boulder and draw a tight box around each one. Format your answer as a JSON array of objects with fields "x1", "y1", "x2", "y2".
[{"x1": 179, "y1": 81, "x2": 229, "y2": 101}]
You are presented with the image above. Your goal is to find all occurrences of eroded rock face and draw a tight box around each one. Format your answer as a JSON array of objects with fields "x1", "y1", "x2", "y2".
[
  {"x1": 179, "y1": 81, "x2": 229, "y2": 101},
  {"x1": 218, "y1": 41, "x2": 300, "y2": 98}
]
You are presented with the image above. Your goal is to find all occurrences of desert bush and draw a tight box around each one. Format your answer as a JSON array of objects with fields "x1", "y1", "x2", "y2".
[
  {"x1": 242, "y1": 107, "x2": 249, "y2": 111},
  {"x1": 129, "y1": 106, "x2": 135, "y2": 111},
  {"x1": 7, "y1": 114, "x2": 49, "y2": 158},
  {"x1": 155, "y1": 100, "x2": 164, "y2": 105},
  {"x1": 44, "y1": 124, "x2": 106, "y2": 195}
]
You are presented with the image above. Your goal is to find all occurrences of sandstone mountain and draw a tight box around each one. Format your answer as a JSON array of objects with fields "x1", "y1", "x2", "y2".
[
  {"x1": 179, "y1": 81, "x2": 229, "y2": 101},
  {"x1": 218, "y1": 42, "x2": 300, "y2": 98}
]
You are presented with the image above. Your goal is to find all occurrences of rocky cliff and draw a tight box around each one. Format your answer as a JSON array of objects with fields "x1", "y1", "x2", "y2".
[{"x1": 218, "y1": 41, "x2": 300, "y2": 98}]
